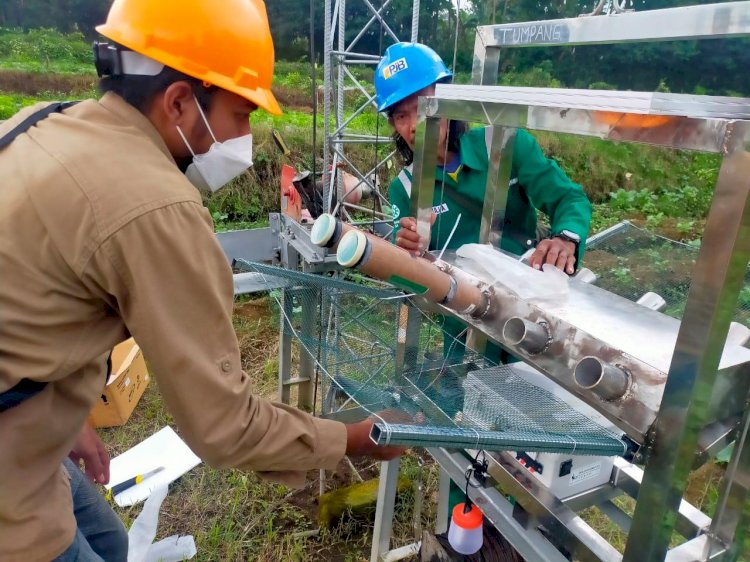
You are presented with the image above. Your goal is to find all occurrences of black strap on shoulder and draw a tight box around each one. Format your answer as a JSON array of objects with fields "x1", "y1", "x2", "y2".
[
  {"x1": 0, "y1": 101, "x2": 83, "y2": 412},
  {"x1": 0, "y1": 101, "x2": 79, "y2": 152}
]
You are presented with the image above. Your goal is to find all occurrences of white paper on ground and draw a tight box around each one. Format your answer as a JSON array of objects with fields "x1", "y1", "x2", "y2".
[
  {"x1": 127, "y1": 485, "x2": 197, "y2": 562},
  {"x1": 456, "y1": 243, "x2": 569, "y2": 307},
  {"x1": 144, "y1": 536, "x2": 197, "y2": 562},
  {"x1": 127, "y1": 485, "x2": 167, "y2": 562},
  {"x1": 106, "y1": 426, "x2": 201, "y2": 507}
]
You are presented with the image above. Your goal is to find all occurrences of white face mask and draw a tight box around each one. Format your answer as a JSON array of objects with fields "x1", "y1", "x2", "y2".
[{"x1": 176, "y1": 97, "x2": 253, "y2": 192}]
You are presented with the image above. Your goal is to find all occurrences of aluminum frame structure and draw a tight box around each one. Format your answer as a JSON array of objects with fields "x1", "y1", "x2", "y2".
[
  {"x1": 321, "y1": 0, "x2": 420, "y2": 226},
  {"x1": 393, "y1": 3, "x2": 750, "y2": 561},
  {"x1": 217, "y1": 3, "x2": 750, "y2": 561}
]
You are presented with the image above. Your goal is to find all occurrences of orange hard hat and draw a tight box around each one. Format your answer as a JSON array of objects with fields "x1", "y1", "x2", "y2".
[{"x1": 96, "y1": 0, "x2": 281, "y2": 115}]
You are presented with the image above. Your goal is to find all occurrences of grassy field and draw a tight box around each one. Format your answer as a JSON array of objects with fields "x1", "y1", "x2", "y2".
[{"x1": 1, "y1": 27, "x2": 744, "y2": 561}]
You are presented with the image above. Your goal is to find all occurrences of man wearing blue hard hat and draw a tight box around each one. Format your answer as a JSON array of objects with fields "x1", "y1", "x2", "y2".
[{"x1": 376, "y1": 42, "x2": 592, "y2": 364}]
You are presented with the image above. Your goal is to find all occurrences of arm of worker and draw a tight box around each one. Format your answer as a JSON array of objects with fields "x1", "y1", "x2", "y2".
[
  {"x1": 84, "y1": 201, "x2": 399, "y2": 486},
  {"x1": 513, "y1": 129, "x2": 592, "y2": 273}
]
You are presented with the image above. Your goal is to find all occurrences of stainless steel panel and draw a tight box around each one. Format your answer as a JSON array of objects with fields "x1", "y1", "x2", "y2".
[
  {"x1": 709, "y1": 387, "x2": 750, "y2": 558},
  {"x1": 425, "y1": 92, "x2": 737, "y2": 153},
  {"x1": 694, "y1": 418, "x2": 740, "y2": 469},
  {"x1": 216, "y1": 227, "x2": 277, "y2": 265},
  {"x1": 471, "y1": 33, "x2": 500, "y2": 86},
  {"x1": 412, "y1": 102, "x2": 441, "y2": 244},
  {"x1": 476, "y1": 2, "x2": 750, "y2": 48},
  {"x1": 624, "y1": 122, "x2": 750, "y2": 562},
  {"x1": 479, "y1": 126, "x2": 519, "y2": 248},
  {"x1": 597, "y1": 500, "x2": 632, "y2": 533},
  {"x1": 611, "y1": 458, "x2": 712, "y2": 539},
  {"x1": 664, "y1": 535, "x2": 727, "y2": 562},
  {"x1": 434, "y1": 255, "x2": 750, "y2": 440},
  {"x1": 435, "y1": 86, "x2": 750, "y2": 120},
  {"x1": 370, "y1": 458, "x2": 401, "y2": 562}
]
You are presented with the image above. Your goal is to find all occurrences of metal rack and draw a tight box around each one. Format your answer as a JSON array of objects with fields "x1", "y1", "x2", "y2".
[
  {"x1": 321, "y1": 0, "x2": 420, "y2": 221},
  {"x1": 391, "y1": 3, "x2": 750, "y2": 561},
  {"x1": 217, "y1": 2, "x2": 750, "y2": 561}
]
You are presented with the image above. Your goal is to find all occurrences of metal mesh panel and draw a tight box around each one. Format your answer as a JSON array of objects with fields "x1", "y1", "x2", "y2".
[
  {"x1": 237, "y1": 261, "x2": 627, "y2": 456},
  {"x1": 585, "y1": 221, "x2": 750, "y2": 325}
]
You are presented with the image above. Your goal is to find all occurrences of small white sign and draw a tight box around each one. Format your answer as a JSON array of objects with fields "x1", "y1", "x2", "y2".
[{"x1": 570, "y1": 461, "x2": 602, "y2": 485}]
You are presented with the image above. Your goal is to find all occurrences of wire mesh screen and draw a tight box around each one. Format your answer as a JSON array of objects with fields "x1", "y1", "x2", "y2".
[
  {"x1": 585, "y1": 221, "x2": 750, "y2": 325},
  {"x1": 237, "y1": 260, "x2": 627, "y2": 456}
]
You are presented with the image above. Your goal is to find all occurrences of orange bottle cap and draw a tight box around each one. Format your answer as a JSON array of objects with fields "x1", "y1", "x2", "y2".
[{"x1": 451, "y1": 503, "x2": 483, "y2": 530}]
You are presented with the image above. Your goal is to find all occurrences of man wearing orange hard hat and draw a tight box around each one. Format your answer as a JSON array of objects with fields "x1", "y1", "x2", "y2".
[{"x1": 0, "y1": 1, "x2": 400, "y2": 560}]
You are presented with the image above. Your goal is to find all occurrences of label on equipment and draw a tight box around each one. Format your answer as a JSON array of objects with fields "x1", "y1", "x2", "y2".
[{"x1": 570, "y1": 461, "x2": 601, "y2": 485}]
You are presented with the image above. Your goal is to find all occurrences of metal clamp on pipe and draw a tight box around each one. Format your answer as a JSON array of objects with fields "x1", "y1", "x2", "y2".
[
  {"x1": 573, "y1": 356, "x2": 631, "y2": 401},
  {"x1": 502, "y1": 317, "x2": 552, "y2": 355}
]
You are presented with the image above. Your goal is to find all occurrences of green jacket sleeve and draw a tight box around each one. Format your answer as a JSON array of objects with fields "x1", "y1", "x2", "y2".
[
  {"x1": 388, "y1": 173, "x2": 412, "y2": 244},
  {"x1": 513, "y1": 129, "x2": 592, "y2": 259}
]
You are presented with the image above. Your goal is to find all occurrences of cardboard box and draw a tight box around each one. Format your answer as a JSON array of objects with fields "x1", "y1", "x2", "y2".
[{"x1": 89, "y1": 338, "x2": 150, "y2": 428}]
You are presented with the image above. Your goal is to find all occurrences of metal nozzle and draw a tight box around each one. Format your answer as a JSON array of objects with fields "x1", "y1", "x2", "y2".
[
  {"x1": 574, "y1": 356, "x2": 630, "y2": 401},
  {"x1": 573, "y1": 267, "x2": 597, "y2": 284},
  {"x1": 502, "y1": 317, "x2": 551, "y2": 355},
  {"x1": 636, "y1": 292, "x2": 667, "y2": 312}
]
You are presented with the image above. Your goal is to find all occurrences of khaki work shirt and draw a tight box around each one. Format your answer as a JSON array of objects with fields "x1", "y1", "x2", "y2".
[{"x1": 0, "y1": 93, "x2": 347, "y2": 561}]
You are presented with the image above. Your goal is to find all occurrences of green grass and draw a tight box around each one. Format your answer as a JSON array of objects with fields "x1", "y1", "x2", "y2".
[
  {"x1": 0, "y1": 92, "x2": 50, "y2": 118},
  {"x1": 0, "y1": 27, "x2": 93, "y2": 74}
]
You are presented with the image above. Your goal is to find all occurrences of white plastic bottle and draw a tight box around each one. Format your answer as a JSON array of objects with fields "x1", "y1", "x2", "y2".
[{"x1": 447, "y1": 502, "x2": 484, "y2": 555}]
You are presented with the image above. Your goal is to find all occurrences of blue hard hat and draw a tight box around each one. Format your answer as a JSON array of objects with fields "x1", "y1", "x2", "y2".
[{"x1": 374, "y1": 42, "x2": 452, "y2": 113}]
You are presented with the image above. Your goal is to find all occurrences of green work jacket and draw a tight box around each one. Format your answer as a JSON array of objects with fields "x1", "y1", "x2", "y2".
[
  {"x1": 388, "y1": 127, "x2": 591, "y2": 364},
  {"x1": 388, "y1": 127, "x2": 591, "y2": 261}
]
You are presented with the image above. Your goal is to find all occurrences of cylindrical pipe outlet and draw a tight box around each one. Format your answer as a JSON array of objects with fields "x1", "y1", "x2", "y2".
[
  {"x1": 502, "y1": 317, "x2": 550, "y2": 355},
  {"x1": 574, "y1": 356, "x2": 630, "y2": 401},
  {"x1": 310, "y1": 213, "x2": 353, "y2": 249},
  {"x1": 336, "y1": 230, "x2": 370, "y2": 268}
]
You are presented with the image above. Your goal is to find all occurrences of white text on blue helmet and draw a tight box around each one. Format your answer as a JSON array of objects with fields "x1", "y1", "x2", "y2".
[{"x1": 383, "y1": 57, "x2": 408, "y2": 79}]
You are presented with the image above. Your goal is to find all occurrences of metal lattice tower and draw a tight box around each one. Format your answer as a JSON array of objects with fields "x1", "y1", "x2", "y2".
[{"x1": 321, "y1": 0, "x2": 420, "y2": 228}]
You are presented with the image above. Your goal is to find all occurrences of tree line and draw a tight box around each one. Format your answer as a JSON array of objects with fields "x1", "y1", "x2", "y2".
[{"x1": 1, "y1": 0, "x2": 747, "y2": 95}]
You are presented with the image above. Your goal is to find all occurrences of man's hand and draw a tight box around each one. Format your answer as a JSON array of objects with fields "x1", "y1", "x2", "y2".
[
  {"x1": 345, "y1": 412, "x2": 409, "y2": 461},
  {"x1": 69, "y1": 424, "x2": 110, "y2": 485},
  {"x1": 529, "y1": 237, "x2": 577, "y2": 274},
  {"x1": 395, "y1": 215, "x2": 435, "y2": 257}
]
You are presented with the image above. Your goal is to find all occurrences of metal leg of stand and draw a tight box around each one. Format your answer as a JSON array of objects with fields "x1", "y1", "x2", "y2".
[
  {"x1": 436, "y1": 467, "x2": 451, "y2": 534},
  {"x1": 278, "y1": 288, "x2": 294, "y2": 405},
  {"x1": 297, "y1": 286, "x2": 318, "y2": 412},
  {"x1": 371, "y1": 458, "x2": 401, "y2": 562}
]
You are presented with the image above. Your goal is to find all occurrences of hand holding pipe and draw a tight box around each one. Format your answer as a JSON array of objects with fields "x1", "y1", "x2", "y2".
[{"x1": 311, "y1": 215, "x2": 488, "y2": 317}]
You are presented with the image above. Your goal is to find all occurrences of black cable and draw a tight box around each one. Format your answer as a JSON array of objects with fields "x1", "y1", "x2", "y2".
[{"x1": 463, "y1": 450, "x2": 488, "y2": 513}]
